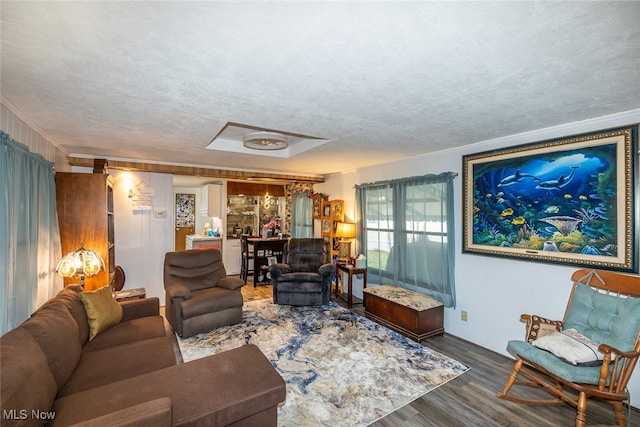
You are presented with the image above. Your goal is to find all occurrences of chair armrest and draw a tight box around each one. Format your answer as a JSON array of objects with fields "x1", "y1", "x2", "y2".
[
  {"x1": 269, "y1": 263, "x2": 291, "y2": 279},
  {"x1": 165, "y1": 284, "x2": 192, "y2": 300},
  {"x1": 120, "y1": 297, "x2": 160, "y2": 321},
  {"x1": 69, "y1": 397, "x2": 172, "y2": 427},
  {"x1": 318, "y1": 263, "x2": 336, "y2": 276},
  {"x1": 217, "y1": 276, "x2": 245, "y2": 290},
  {"x1": 597, "y1": 344, "x2": 640, "y2": 393},
  {"x1": 520, "y1": 314, "x2": 532, "y2": 323}
]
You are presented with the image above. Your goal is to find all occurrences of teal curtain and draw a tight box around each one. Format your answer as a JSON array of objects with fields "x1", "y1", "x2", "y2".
[
  {"x1": 355, "y1": 172, "x2": 456, "y2": 307},
  {"x1": 291, "y1": 191, "x2": 313, "y2": 238},
  {"x1": 0, "y1": 131, "x2": 62, "y2": 334}
]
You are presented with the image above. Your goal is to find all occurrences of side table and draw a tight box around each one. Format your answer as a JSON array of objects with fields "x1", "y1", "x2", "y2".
[
  {"x1": 335, "y1": 264, "x2": 367, "y2": 308},
  {"x1": 113, "y1": 287, "x2": 146, "y2": 302}
]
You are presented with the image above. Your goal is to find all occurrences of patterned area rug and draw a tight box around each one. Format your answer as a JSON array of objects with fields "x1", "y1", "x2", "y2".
[{"x1": 178, "y1": 299, "x2": 469, "y2": 427}]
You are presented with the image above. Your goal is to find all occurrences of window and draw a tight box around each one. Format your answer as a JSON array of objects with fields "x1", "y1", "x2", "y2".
[
  {"x1": 355, "y1": 173, "x2": 456, "y2": 307},
  {"x1": 291, "y1": 191, "x2": 313, "y2": 238}
]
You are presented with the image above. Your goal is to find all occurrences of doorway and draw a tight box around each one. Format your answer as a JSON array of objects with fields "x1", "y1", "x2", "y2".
[{"x1": 175, "y1": 193, "x2": 195, "y2": 251}]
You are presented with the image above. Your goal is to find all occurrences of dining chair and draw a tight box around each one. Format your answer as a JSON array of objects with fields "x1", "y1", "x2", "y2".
[{"x1": 240, "y1": 234, "x2": 254, "y2": 284}]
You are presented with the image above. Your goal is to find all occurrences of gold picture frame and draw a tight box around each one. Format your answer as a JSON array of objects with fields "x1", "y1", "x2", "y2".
[{"x1": 462, "y1": 125, "x2": 638, "y2": 272}]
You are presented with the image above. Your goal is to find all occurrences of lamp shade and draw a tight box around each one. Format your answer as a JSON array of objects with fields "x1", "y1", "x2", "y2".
[
  {"x1": 335, "y1": 222, "x2": 356, "y2": 239},
  {"x1": 56, "y1": 244, "x2": 105, "y2": 287}
]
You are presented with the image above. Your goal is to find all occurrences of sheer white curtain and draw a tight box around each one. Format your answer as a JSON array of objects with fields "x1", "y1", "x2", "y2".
[
  {"x1": 291, "y1": 191, "x2": 313, "y2": 238},
  {"x1": 0, "y1": 131, "x2": 62, "y2": 334}
]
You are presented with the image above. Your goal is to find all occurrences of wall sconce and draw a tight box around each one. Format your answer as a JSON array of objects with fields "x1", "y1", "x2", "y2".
[
  {"x1": 56, "y1": 244, "x2": 105, "y2": 288},
  {"x1": 335, "y1": 222, "x2": 356, "y2": 262}
]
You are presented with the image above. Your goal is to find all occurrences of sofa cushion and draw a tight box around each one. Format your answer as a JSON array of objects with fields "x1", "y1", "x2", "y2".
[
  {"x1": 58, "y1": 337, "x2": 177, "y2": 397},
  {"x1": 50, "y1": 345, "x2": 286, "y2": 427},
  {"x1": 277, "y1": 272, "x2": 323, "y2": 285},
  {"x1": 82, "y1": 315, "x2": 167, "y2": 353},
  {"x1": 180, "y1": 287, "x2": 243, "y2": 319},
  {"x1": 80, "y1": 285, "x2": 123, "y2": 340},
  {"x1": 21, "y1": 301, "x2": 81, "y2": 390},
  {"x1": 54, "y1": 285, "x2": 90, "y2": 344},
  {"x1": 0, "y1": 327, "x2": 58, "y2": 427}
]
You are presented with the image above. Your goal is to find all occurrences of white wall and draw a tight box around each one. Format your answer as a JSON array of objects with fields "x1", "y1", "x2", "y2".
[
  {"x1": 318, "y1": 109, "x2": 640, "y2": 408},
  {"x1": 109, "y1": 171, "x2": 175, "y2": 305}
]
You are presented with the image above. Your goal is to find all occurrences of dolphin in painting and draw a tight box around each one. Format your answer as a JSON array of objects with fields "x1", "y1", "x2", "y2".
[
  {"x1": 535, "y1": 166, "x2": 579, "y2": 191},
  {"x1": 497, "y1": 170, "x2": 540, "y2": 187}
]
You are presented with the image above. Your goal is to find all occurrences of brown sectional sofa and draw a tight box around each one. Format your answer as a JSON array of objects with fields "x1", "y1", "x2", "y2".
[{"x1": 0, "y1": 285, "x2": 286, "y2": 426}]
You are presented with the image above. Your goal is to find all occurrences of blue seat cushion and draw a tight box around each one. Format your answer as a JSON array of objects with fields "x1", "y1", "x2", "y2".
[
  {"x1": 563, "y1": 284, "x2": 640, "y2": 351},
  {"x1": 508, "y1": 284, "x2": 640, "y2": 384},
  {"x1": 507, "y1": 340, "x2": 603, "y2": 384}
]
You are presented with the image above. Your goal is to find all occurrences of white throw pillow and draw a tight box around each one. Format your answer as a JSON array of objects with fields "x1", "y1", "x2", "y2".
[{"x1": 532, "y1": 328, "x2": 603, "y2": 365}]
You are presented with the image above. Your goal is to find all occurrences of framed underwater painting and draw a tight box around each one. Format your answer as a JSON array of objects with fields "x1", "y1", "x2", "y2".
[{"x1": 462, "y1": 125, "x2": 638, "y2": 273}]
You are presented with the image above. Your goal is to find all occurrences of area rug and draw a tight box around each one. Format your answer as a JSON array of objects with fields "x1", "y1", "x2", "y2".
[{"x1": 177, "y1": 299, "x2": 469, "y2": 426}]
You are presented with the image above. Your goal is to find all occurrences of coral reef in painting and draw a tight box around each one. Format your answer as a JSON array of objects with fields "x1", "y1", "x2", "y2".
[{"x1": 472, "y1": 144, "x2": 618, "y2": 256}]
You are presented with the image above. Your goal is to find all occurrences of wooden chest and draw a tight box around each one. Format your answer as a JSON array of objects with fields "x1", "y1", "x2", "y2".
[{"x1": 364, "y1": 285, "x2": 444, "y2": 341}]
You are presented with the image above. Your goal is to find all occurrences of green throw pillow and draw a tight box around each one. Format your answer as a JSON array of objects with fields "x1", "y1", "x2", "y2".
[{"x1": 80, "y1": 285, "x2": 123, "y2": 340}]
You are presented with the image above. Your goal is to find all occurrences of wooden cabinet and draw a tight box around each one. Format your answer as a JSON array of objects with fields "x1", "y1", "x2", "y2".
[
  {"x1": 226, "y1": 239, "x2": 242, "y2": 275},
  {"x1": 201, "y1": 184, "x2": 222, "y2": 217},
  {"x1": 56, "y1": 172, "x2": 114, "y2": 291},
  {"x1": 321, "y1": 199, "x2": 344, "y2": 263}
]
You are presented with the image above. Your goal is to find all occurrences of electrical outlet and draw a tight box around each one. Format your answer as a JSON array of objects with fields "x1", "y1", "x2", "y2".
[{"x1": 461, "y1": 310, "x2": 468, "y2": 322}]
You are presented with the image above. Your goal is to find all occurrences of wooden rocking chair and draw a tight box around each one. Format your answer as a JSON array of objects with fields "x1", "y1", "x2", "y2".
[{"x1": 497, "y1": 268, "x2": 640, "y2": 427}]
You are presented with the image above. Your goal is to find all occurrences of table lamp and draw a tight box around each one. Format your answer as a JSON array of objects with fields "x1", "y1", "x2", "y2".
[
  {"x1": 56, "y1": 244, "x2": 105, "y2": 288},
  {"x1": 335, "y1": 222, "x2": 356, "y2": 262}
]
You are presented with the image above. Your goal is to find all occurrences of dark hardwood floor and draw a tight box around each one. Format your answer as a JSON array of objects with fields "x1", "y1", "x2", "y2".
[{"x1": 165, "y1": 278, "x2": 639, "y2": 426}]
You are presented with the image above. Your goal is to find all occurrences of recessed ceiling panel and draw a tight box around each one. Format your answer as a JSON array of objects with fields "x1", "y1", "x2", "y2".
[{"x1": 206, "y1": 122, "x2": 330, "y2": 158}]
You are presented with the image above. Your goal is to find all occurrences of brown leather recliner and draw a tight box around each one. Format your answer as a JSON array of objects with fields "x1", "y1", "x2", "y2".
[{"x1": 164, "y1": 249, "x2": 245, "y2": 338}]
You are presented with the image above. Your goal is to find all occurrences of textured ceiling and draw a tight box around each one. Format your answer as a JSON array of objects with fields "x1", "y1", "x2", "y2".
[{"x1": 2, "y1": 1, "x2": 639, "y2": 178}]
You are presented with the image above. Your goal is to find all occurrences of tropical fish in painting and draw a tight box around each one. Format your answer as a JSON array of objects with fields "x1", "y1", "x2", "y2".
[
  {"x1": 544, "y1": 205, "x2": 560, "y2": 214},
  {"x1": 535, "y1": 166, "x2": 579, "y2": 191},
  {"x1": 501, "y1": 208, "x2": 514, "y2": 216},
  {"x1": 511, "y1": 216, "x2": 526, "y2": 225},
  {"x1": 579, "y1": 195, "x2": 588, "y2": 200},
  {"x1": 497, "y1": 170, "x2": 540, "y2": 187},
  {"x1": 564, "y1": 194, "x2": 572, "y2": 199}
]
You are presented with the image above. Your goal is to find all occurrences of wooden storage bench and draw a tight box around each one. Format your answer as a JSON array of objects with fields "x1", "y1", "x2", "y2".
[{"x1": 363, "y1": 285, "x2": 444, "y2": 341}]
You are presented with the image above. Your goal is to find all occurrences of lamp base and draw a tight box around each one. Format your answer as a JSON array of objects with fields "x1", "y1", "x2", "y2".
[{"x1": 338, "y1": 241, "x2": 351, "y2": 260}]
